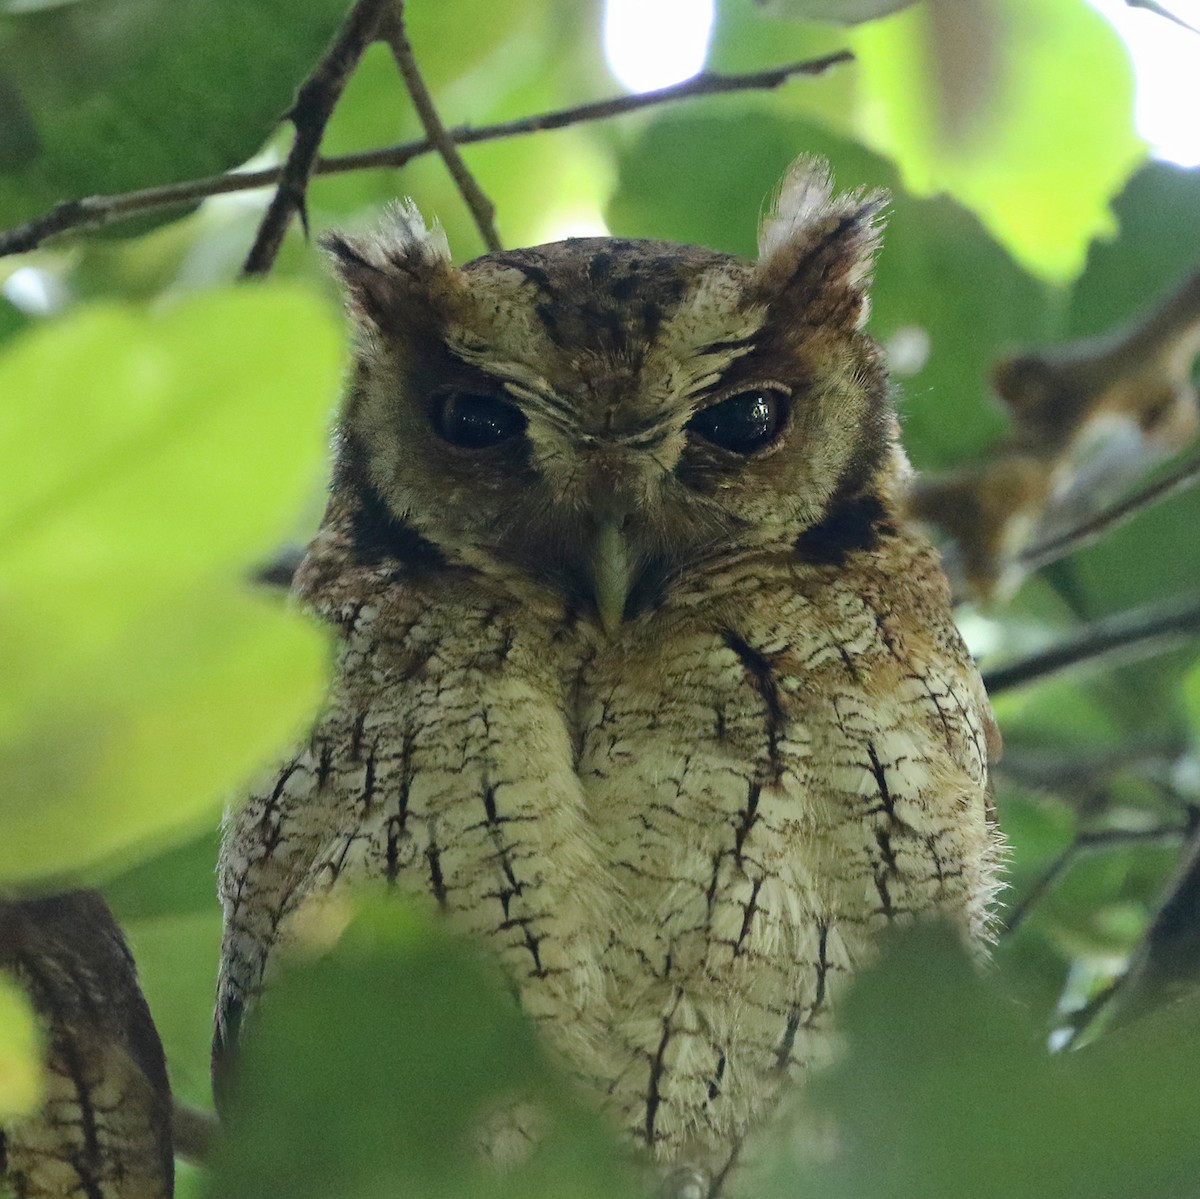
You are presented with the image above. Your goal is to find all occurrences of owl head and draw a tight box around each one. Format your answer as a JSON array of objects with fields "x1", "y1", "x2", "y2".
[{"x1": 320, "y1": 158, "x2": 893, "y2": 632}]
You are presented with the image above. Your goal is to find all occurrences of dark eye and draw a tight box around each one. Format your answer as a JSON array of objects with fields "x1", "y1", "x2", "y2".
[
  {"x1": 687, "y1": 388, "x2": 789, "y2": 454},
  {"x1": 431, "y1": 391, "x2": 527, "y2": 449}
]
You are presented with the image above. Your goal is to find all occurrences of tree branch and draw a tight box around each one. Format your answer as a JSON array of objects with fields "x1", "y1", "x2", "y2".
[
  {"x1": 994, "y1": 743, "x2": 1187, "y2": 798},
  {"x1": 981, "y1": 590, "x2": 1200, "y2": 694},
  {"x1": 172, "y1": 1100, "x2": 219, "y2": 1166},
  {"x1": 241, "y1": 0, "x2": 394, "y2": 276},
  {"x1": 379, "y1": 1, "x2": 501, "y2": 251},
  {"x1": 0, "y1": 51, "x2": 851, "y2": 259},
  {"x1": 1018, "y1": 443, "x2": 1200, "y2": 574},
  {"x1": 1001, "y1": 825, "x2": 1188, "y2": 938},
  {"x1": 1126, "y1": 0, "x2": 1200, "y2": 35},
  {"x1": 1070, "y1": 811, "x2": 1200, "y2": 1041}
]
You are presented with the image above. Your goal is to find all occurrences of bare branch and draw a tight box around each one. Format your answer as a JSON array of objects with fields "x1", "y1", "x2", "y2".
[
  {"x1": 1126, "y1": 0, "x2": 1200, "y2": 35},
  {"x1": 241, "y1": 0, "x2": 394, "y2": 276},
  {"x1": 995, "y1": 744, "x2": 1186, "y2": 797},
  {"x1": 981, "y1": 590, "x2": 1200, "y2": 694},
  {"x1": 172, "y1": 1100, "x2": 219, "y2": 1166},
  {"x1": 1002, "y1": 825, "x2": 1188, "y2": 938},
  {"x1": 1018, "y1": 443, "x2": 1200, "y2": 574},
  {"x1": 0, "y1": 52, "x2": 852, "y2": 259},
  {"x1": 379, "y1": 1, "x2": 500, "y2": 251},
  {"x1": 1072, "y1": 812, "x2": 1200, "y2": 1039}
]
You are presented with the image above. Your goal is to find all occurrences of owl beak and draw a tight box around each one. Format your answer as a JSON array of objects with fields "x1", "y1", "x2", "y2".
[{"x1": 591, "y1": 519, "x2": 630, "y2": 636}]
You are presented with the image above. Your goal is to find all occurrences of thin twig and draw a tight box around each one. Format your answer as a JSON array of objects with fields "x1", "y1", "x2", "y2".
[
  {"x1": 981, "y1": 590, "x2": 1200, "y2": 694},
  {"x1": 994, "y1": 744, "x2": 1185, "y2": 796},
  {"x1": 0, "y1": 52, "x2": 852, "y2": 259},
  {"x1": 379, "y1": 1, "x2": 500, "y2": 251},
  {"x1": 241, "y1": 0, "x2": 394, "y2": 276},
  {"x1": 1001, "y1": 825, "x2": 1188, "y2": 938},
  {"x1": 1103, "y1": 817, "x2": 1200, "y2": 1012},
  {"x1": 1126, "y1": 0, "x2": 1200, "y2": 35},
  {"x1": 1018, "y1": 444, "x2": 1200, "y2": 574},
  {"x1": 1067, "y1": 811, "x2": 1200, "y2": 1044},
  {"x1": 172, "y1": 1100, "x2": 219, "y2": 1166}
]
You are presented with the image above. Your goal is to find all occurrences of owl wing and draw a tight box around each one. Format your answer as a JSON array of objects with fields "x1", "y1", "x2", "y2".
[{"x1": 1, "y1": 892, "x2": 173, "y2": 1199}]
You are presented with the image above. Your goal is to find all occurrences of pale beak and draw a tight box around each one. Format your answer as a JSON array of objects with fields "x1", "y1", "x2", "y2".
[{"x1": 591, "y1": 519, "x2": 630, "y2": 636}]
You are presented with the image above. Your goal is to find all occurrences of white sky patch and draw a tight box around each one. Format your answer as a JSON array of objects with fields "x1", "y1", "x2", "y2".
[
  {"x1": 603, "y1": 0, "x2": 715, "y2": 94},
  {"x1": 2, "y1": 266, "x2": 67, "y2": 315},
  {"x1": 1089, "y1": 0, "x2": 1200, "y2": 167},
  {"x1": 533, "y1": 208, "x2": 613, "y2": 244}
]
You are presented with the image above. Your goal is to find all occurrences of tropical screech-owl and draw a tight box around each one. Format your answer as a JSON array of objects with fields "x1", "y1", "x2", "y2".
[{"x1": 215, "y1": 158, "x2": 1002, "y2": 1196}]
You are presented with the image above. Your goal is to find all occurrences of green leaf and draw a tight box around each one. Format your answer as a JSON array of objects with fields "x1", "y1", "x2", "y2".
[
  {"x1": 764, "y1": 0, "x2": 918, "y2": 21},
  {"x1": 0, "y1": 0, "x2": 349, "y2": 229},
  {"x1": 849, "y1": 0, "x2": 1144, "y2": 281},
  {"x1": 123, "y1": 910, "x2": 222, "y2": 1108},
  {"x1": 0, "y1": 974, "x2": 43, "y2": 1121},
  {"x1": 207, "y1": 900, "x2": 640, "y2": 1199},
  {"x1": 100, "y1": 825, "x2": 222, "y2": 922},
  {"x1": 0, "y1": 284, "x2": 343, "y2": 884},
  {"x1": 1067, "y1": 161, "x2": 1200, "y2": 340},
  {"x1": 760, "y1": 923, "x2": 1200, "y2": 1198}
]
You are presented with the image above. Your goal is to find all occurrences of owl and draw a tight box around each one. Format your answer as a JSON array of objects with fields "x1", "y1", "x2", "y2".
[
  {"x1": 215, "y1": 158, "x2": 1001, "y2": 1196},
  {"x1": 1, "y1": 892, "x2": 173, "y2": 1199}
]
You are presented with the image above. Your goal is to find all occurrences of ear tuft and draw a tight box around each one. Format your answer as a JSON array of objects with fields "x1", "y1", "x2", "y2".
[
  {"x1": 757, "y1": 156, "x2": 888, "y2": 309},
  {"x1": 320, "y1": 200, "x2": 452, "y2": 329}
]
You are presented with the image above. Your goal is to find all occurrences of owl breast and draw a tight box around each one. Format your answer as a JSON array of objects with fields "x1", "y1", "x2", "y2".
[
  {"x1": 574, "y1": 532, "x2": 994, "y2": 1177},
  {"x1": 217, "y1": 517, "x2": 996, "y2": 1192}
]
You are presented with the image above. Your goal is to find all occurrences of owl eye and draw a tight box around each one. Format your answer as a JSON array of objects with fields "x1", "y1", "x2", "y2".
[
  {"x1": 432, "y1": 390, "x2": 527, "y2": 449},
  {"x1": 687, "y1": 388, "x2": 789, "y2": 454}
]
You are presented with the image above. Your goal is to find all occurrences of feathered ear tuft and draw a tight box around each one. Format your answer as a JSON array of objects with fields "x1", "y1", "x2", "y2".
[
  {"x1": 756, "y1": 156, "x2": 888, "y2": 326},
  {"x1": 320, "y1": 199, "x2": 453, "y2": 330}
]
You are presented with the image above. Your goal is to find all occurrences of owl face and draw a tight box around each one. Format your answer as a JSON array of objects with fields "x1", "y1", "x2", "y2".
[{"x1": 324, "y1": 160, "x2": 890, "y2": 630}]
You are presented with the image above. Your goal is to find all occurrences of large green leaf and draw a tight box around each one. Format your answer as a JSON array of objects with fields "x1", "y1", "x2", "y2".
[
  {"x1": 207, "y1": 900, "x2": 640, "y2": 1199},
  {"x1": 850, "y1": 0, "x2": 1144, "y2": 281},
  {"x1": 1067, "y1": 161, "x2": 1200, "y2": 340},
  {"x1": 0, "y1": 284, "x2": 342, "y2": 884},
  {"x1": 0, "y1": 0, "x2": 348, "y2": 228},
  {"x1": 758, "y1": 924, "x2": 1200, "y2": 1198}
]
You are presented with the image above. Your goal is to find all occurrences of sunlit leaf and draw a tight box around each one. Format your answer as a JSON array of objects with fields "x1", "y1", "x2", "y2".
[
  {"x1": 763, "y1": 0, "x2": 918, "y2": 22},
  {"x1": 0, "y1": 285, "x2": 342, "y2": 884},
  {"x1": 849, "y1": 0, "x2": 1144, "y2": 281},
  {"x1": 0, "y1": 975, "x2": 43, "y2": 1121}
]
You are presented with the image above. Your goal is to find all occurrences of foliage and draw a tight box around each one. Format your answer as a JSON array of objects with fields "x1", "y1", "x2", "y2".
[
  {"x1": 207, "y1": 901, "x2": 643, "y2": 1199},
  {"x1": 0, "y1": 287, "x2": 338, "y2": 885},
  {"x1": 1, "y1": 0, "x2": 1199, "y2": 1196},
  {"x1": 0, "y1": 976, "x2": 42, "y2": 1121},
  {"x1": 762, "y1": 925, "x2": 1200, "y2": 1199}
]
